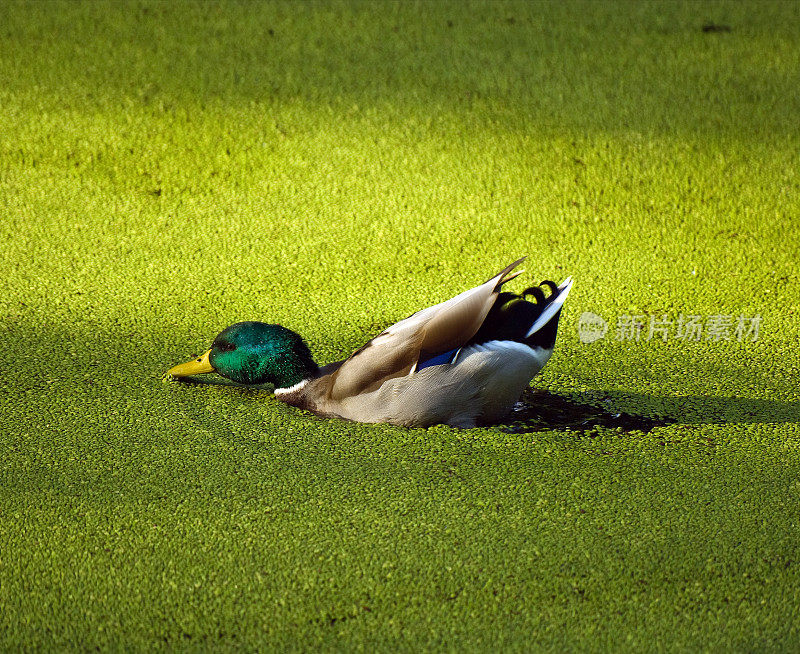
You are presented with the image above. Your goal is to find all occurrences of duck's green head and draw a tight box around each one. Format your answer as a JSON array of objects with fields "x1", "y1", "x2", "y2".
[{"x1": 166, "y1": 321, "x2": 318, "y2": 388}]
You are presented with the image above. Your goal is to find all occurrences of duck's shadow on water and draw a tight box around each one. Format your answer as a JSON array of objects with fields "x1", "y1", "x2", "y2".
[
  {"x1": 502, "y1": 388, "x2": 800, "y2": 434},
  {"x1": 166, "y1": 376, "x2": 800, "y2": 434}
]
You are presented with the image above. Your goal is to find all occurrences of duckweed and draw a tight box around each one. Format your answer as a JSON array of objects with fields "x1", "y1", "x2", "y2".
[{"x1": 1, "y1": 1, "x2": 799, "y2": 650}]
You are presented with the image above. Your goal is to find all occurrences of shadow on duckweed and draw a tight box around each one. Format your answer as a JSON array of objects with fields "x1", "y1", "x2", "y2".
[
  {"x1": 167, "y1": 377, "x2": 800, "y2": 434},
  {"x1": 502, "y1": 388, "x2": 800, "y2": 434},
  {"x1": 502, "y1": 389, "x2": 671, "y2": 434}
]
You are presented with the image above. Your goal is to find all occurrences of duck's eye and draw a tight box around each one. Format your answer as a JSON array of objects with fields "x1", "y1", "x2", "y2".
[{"x1": 215, "y1": 341, "x2": 236, "y2": 352}]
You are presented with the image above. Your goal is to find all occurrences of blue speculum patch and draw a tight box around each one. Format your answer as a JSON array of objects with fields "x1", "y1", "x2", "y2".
[{"x1": 416, "y1": 348, "x2": 459, "y2": 371}]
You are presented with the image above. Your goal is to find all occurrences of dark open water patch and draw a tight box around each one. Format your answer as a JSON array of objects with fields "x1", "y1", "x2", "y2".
[{"x1": 502, "y1": 389, "x2": 675, "y2": 434}]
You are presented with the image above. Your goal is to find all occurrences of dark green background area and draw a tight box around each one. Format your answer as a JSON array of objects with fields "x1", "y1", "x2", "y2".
[{"x1": 1, "y1": 1, "x2": 799, "y2": 650}]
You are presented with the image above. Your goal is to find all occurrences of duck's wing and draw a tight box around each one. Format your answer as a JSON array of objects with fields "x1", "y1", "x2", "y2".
[{"x1": 323, "y1": 258, "x2": 526, "y2": 401}]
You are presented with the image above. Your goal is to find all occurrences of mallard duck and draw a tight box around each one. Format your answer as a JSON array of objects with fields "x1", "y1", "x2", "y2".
[{"x1": 165, "y1": 258, "x2": 572, "y2": 427}]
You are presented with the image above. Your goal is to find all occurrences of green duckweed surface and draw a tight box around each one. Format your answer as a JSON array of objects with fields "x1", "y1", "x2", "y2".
[{"x1": 1, "y1": 1, "x2": 799, "y2": 650}]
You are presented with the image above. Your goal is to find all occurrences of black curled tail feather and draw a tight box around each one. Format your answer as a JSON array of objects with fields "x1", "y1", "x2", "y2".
[
  {"x1": 521, "y1": 285, "x2": 546, "y2": 305},
  {"x1": 468, "y1": 279, "x2": 571, "y2": 350}
]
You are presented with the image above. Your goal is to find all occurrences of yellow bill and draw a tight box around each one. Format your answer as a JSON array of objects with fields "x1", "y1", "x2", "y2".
[{"x1": 164, "y1": 349, "x2": 214, "y2": 379}]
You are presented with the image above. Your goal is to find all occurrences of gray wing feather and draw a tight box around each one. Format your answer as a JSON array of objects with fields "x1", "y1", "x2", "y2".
[{"x1": 324, "y1": 259, "x2": 525, "y2": 401}]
